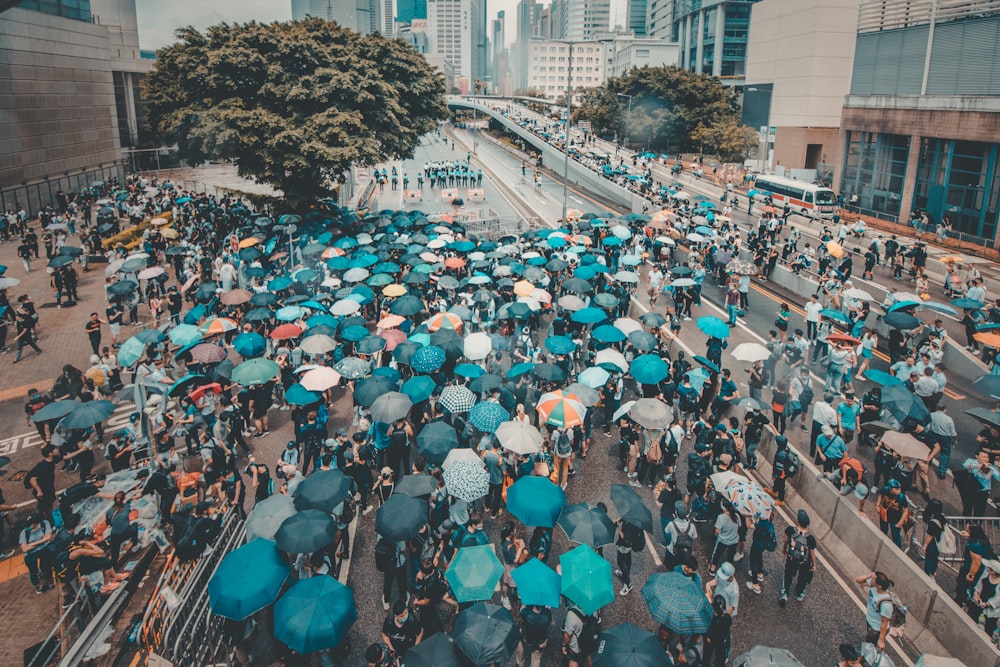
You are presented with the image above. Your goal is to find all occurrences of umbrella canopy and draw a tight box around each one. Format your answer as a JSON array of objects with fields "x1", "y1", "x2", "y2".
[
  {"x1": 628, "y1": 330, "x2": 658, "y2": 352},
  {"x1": 333, "y1": 356, "x2": 371, "y2": 380},
  {"x1": 557, "y1": 502, "x2": 617, "y2": 548},
  {"x1": 511, "y1": 558, "x2": 562, "y2": 608},
  {"x1": 293, "y1": 469, "x2": 352, "y2": 513},
  {"x1": 506, "y1": 476, "x2": 567, "y2": 527},
  {"x1": 629, "y1": 398, "x2": 672, "y2": 430},
  {"x1": 187, "y1": 343, "x2": 227, "y2": 364},
  {"x1": 168, "y1": 324, "x2": 203, "y2": 347},
  {"x1": 464, "y1": 331, "x2": 493, "y2": 360},
  {"x1": 375, "y1": 493, "x2": 428, "y2": 541},
  {"x1": 731, "y1": 342, "x2": 770, "y2": 362},
  {"x1": 536, "y1": 390, "x2": 587, "y2": 428},
  {"x1": 643, "y1": 571, "x2": 714, "y2": 634},
  {"x1": 442, "y1": 459, "x2": 490, "y2": 502},
  {"x1": 61, "y1": 400, "x2": 115, "y2": 430},
  {"x1": 579, "y1": 366, "x2": 611, "y2": 388},
  {"x1": 401, "y1": 375, "x2": 436, "y2": 403},
  {"x1": 594, "y1": 622, "x2": 670, "y2": 667},
  {"x1": 440, "y1": 384, "x2": 478, "y2": 413},
  {"x1": 883, "y1": 312, "x2": 920, "y2": 330},
  {"x1": 880, "y1": 384, "x2": 929, "y2": 425},
  {"x1": 117, "y1": 336, "x2": 147, "y2": 366},
  {"x1": 862, "y1": 369, "x2": 902, "y2": 386},
  {"x1": 453, "y1": 603, "x2": 520, "y2": 665},
  {"x1": 354, "y1": 376, "x2": 400, "y2": 406},
  {"x1": 446, "y1": 544, "x2": 504, "y2": 603},
  {"x1": 630, "y1": 354, "x2": 670, "y2": 384},
  {"x1": 404, "y1": 633, "x2": 465, "y2": 667},
  {"x1": 394, "y1": 473, "x2": 438, "y2": 498},
  {"x1": 560, "y1": 544, "x2": 615, "y2": 615},
  {"x1": 208, "y1": 539, "x2": 289, "y2": 620},
  {"x1": 468, "y1": 401, "x2": 509, "y2": 433},
  {"x1": 369, "y1": 391, "x2": 413, "y2": 423},
  {"x1": 31, "y1": 399, "x2": 80, "y2": 423},
  {"x1": 610, "y1": 483, "x2": 654, "y2": 532},
  {"x1": 880, "y1": 430, "x2": 931, "y2": 459},
  {"x1": 245, "y1": 494, "x2": 297, "y2": 542},
  {"x1": 232, "y1": 358, "x2": 280, "y2": 386},
  {"x1": 723, "y1": 479, "x2": 775, "y2": 520},
  {"x1": 411, "y1": 345, "x2": 446, "y2": 372},
  {"x1": 494, "y1": 420, "x2": 544, "y2": 455},
  {"x1": 417, "y1": 421, "x2": 459, "y2": 464},
  {"x1": 274, "y1": 576, "x2": 356, "y2": 655},
  {"x1": 732, "y1": 646, "x2": 808, "y2": 667},
  {"x1": 275, "y1": 509, "x2": 337, "y2": 554},
  {"x1": 300, "y1": 366, "x2": 341, "y2": 391},
  {"x1": 697, "y1": 316, "x2": 730, "y2": 338}
]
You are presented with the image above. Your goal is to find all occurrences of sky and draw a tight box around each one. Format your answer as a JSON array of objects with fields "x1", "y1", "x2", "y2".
[{"x1": 136, "y1": 0, "x2": 627, "y2": 51}]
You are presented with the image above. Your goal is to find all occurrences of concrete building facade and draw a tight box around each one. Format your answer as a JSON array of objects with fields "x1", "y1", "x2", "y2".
[
  {"x1": 742, "y1": 0, "x2": 857, "y2": 176},
  {"x1": 627, "y1": 0, "x2": 649, "y2": 35},
  {"x1": 427, "y1": 0, "x2": 487, "y2": 94},
  {"x1": 1, "y1": 0, "x2": 150, "y2": 214},
  {"x1": 835, "y1": 0, "x2": 1000, "y2": 243},
  {"x1": 291, "y1": 0, "x2": 379, "y2": 34},
  {"x1": 526, "y1": 38, "x2": 613, "y2": 103},
  {"x1": 645, "y1": 0, "x2": 674, "y2": 40},
  {"x1": 609, "y1": 37, "x2": 680, "y2": 77},
  {"x1": 564, "y1": 0, "x2": 611, "y2": 41},
  {"x1": 672, "y1": 0, "x2": 761, "y2": 83}
]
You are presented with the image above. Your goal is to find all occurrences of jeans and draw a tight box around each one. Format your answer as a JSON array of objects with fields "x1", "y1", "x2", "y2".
[
  {"x1": 935, "y1": 435, "x2": 954, "y2": 475},
  {"x1": 24, "y1": 547, "x2": 50, "y2": 587},
  {"x1": 824, "y1": 364, "x2": 843, "y2": 392},
  {"x1": 727, "y1": 304, "x2": 738, "y2": 326},
  {"x1": 515, "y1": 640, "x2": 547, "y2": 667},
  {"x1": 880, "y1": 520, "x2": 903, "y2": 548},
  {"x1": 616, "y1": 549, "x2": 632, "y2": 586},
  {"x1": 924, "y1": 538, "x2": 940, "y2": 576},
  {"x1": 782, "y1": 558, "x2": 813, "y2": 597}
]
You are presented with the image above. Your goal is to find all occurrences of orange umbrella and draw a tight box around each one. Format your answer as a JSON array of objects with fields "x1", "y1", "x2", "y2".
[
  {"x1": 322, "y1": 247, "x2": 345, "y2": 259},
  {"x1": 199, "y1": 317, "x2": 239, "y2": 335},
  {"x1": 514, "y1": 280, "x2": 536, "y2": 297},
  {"x1": 763, "y1": 206, "x2": 778, "y2": 214},
  {"x1": 536, "y1": 390, "x2": 586, "y2": 428},
  {"x1": 940, "y1": 256, "x2": 963, "y2": 264},
  {"x1": 975, "y1": 332, "x2": 1000, "y2": 349},
  {"x1": 270, "y1": 324, "x2": 303, "y2": 340},
  {"x1": 238, "y1": 237, "x2": 260, "y2": 249},
  {"x1": 572, "y1": 235, "x2": 593, "y2": 245},
  {"x1": 826, "y1": 241, "x2": 845, "y2": 259},
  {"x1": 427, "y1": 312, "x2": 463, "y2": 332},
  {"x1": 378, "y1": 314, "x2": 405, "y2": 329},
  {"x1": 444, "y1": 257, "x2": 466, "y2": 269}
]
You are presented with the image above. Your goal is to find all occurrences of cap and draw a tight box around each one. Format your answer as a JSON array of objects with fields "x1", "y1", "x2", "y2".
[
  {"x1": 336, "y1": 428, "x2": 348, "y2": 437},
  {"x1": 381, "y1": 466, "x2": 393, "y2": 476},
  {"x1": 797, "y1": 509, "x2": 810, "y2": 527},
  {"x1": 821, "y1": 424, "x2": 834, "y2": 437},
  {"x1": 887, "y1": 478, "x2": 901, "y2": 489},
  {"x1": 286, "y1": 441, "x2": 296, "y2": 449},
  {"x1": 717, "y1": 562, "x2": 735, "y2": 580}
]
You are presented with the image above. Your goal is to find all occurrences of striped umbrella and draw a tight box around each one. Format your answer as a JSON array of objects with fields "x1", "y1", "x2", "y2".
[
  {"x1": 536, "y1": 390, "x2": 586, "y2": 428},
  {"x1": 468, "y1": 401, "x2": 509, "y2": 433},
  {"x1": 427, "y1": 312, "x2": 463, "y2": 332},
  {"x1": 440, "y1": 385, "x2": 477, "y2": 413},
  {"x1": 199, "y1": 317, "x2": 239, "y2": 336}
]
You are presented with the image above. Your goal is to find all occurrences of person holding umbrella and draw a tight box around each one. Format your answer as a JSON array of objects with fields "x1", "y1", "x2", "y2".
[{"x1": 701, "y1": 595, "x2": 733, "y2": 667}]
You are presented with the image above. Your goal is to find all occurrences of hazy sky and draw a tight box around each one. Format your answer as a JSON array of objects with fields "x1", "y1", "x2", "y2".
[{"x1": 136, "y1": 0, "x2": 627, "y2": 51}]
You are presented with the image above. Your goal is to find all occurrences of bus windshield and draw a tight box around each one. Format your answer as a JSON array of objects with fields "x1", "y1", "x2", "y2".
[{"x1": 815, "y1": 189, "x2": 837, "y2": 205}]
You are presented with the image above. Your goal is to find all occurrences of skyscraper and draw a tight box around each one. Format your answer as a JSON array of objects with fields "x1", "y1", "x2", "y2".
[
  {"x1": 427, "y1": 0, "x2": 487, "y2": 93},
  {"x1": 513, "y1": 0, "x2": 538, "y2": 91},
  {"x1": 672, "y1": 0, "x2": 761, "y2": 80},
  {"x1": 626, "y1": 0, "x2": 648, "y2": 36},
  {"x1": 290, "y1": 0, "x2": 379, "y2": 34},
  {"x1": 397, "y1": 0, "x2": 427, "y2": 24},
  {"x1": 564, "y1": 0, "x2": 610, "y2": 41}
]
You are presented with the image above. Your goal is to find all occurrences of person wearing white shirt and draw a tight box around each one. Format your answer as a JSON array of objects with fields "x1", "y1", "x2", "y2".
[
  {"x1": 809, "y1": 393, "x2": 839, "y2": 459},
  {"x1": 929, "y1": 405, "x2": 957, "y2": 478},
  {"x1": 804, "y1": 295, "x2": 822, "y2": 340}
]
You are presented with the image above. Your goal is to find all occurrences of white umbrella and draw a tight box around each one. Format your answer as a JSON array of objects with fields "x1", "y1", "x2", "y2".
[
  {"x1": 629, "y1": 398, "x2": 672, "y2": 430},
  {"x1": 443, "y1": 448, "x2": 486, "y2": 469},
  {"x1": 672, "y1": 191, "x2": 691, "y2": 200},
  {"x1": 299, "y1": 335, "x2": 337, "y2": 355},
  {"x1": 463, "y1": 332, "x2": 493, "y2": 360},
  {"x1": 329, "y1": 299, "x2": 361, "y2": 316},
  {"x1": 105, "y1": 259, "x2": 125, "y2": 276},
  {"x1": 557, "y1": 294, "x2": 586, "y2": 311},
  {"x1": 517, "y1": 296, "x2": 541, "y2": 311},
  {"x1": 670, "y1": 278, "x2": 695, "y2": 287},
  {"x1": 613, "y1": 318, "x2": 643, "y2": 335},
  {"x1": 299, "y1": 366, "x2": 341, "y2": 391},
  {"x1": 843, "y1": 287, "x2": 875, "y2": 301},
  {"x1": 342, "y1": 268, "x2": 369, "y2": 283},
  {"x1": 578, "y1": 366, "x2": 611, "y2": 388},
  {"x1": 731, "y1": 342, "x2": 771, "y2": 363},
  {"x1": 595, "y1": 348, "x2": 628, "y2": 372},
  {"x1": 709, "y1": 470, "x2": 748, "y2": 491},
  {"x1": 614, "y1": 271, "x2": 639, "y2": 284},
  {"x1": 495, "y1": 420, "x2": 543, "y2": 455},
  {"x1": 686, "y1": 233, "x2": 707, "y2": 244}
]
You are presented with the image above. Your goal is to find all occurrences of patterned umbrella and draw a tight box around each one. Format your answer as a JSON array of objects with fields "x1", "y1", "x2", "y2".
[
  {"x1": 723, "y1": 478, "x2": 775, "y2": 520},
  {"x1": 536, "y1": 390, "x2": 587, "y2": 428},
  {"x1": 442, "y1": 459, "x2": 490, "y2": 502},
  {"x1": 445, "y1": 545, "x2": 504, "y2": 603},
  {"x1": 544, "y1": 336, "x2": 577, "y2": 355},
  {"x1": 469, "y1": 401, "x2": 509, "y2": 433},
  {"x1": 411, "y1": 345, "x2": 446, "y2": 372},
  {"x1": 506, "y1": 476, "x2": 566, "y2": 527},
  {"x1": 560, "y1": 544, "x2": 615, "y2": 615},
  {"x1": 642, "y1": 572, "x2": 713, "y2": 634},
  {"x1": 440, "y1": 385, "x2": 477, "y2": 413},
  {"x1": 494, "y1": 420, "x2": 544, "y2": 455},
  {"x1": 427, "y1": 312, "x2": 464, "y2": 332},
  {"x1": 199, "y1": 317, "x2": 239, "y2": 336}
]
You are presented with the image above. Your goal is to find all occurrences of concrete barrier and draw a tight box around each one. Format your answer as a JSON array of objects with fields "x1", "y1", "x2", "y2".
[{"x1": 921, "y1": 589, "x2": 999, "y2": 667}]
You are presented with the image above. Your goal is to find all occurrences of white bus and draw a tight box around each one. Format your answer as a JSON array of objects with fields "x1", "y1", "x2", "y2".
[{"x1": 752, "y1": 175, "x2": 838, "y2": 219}]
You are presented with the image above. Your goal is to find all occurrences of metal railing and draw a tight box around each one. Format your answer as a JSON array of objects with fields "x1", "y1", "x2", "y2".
[
  {"x1": 25, "y1": 584, "x2": 103, "y2": 667},
  {"x1": 140, "y1": 508, "x2": 244, "y2": 665},
  {"x1": 910, "y1": 515, "x2": 1000, "y2": 573}
]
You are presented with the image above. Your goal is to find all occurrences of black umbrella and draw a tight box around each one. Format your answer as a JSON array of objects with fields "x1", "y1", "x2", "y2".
[
  {"x1": 883, "y1": 311, "x2": 920, "y2": 330},
  {"x1": 194, "y1": 282, "x2": 219, "y2": 303},
  {"x1": 244, "y1": 308, "x2": 273, "y2": 322},
  {"x1": 374, "y1": 493, "x2": 427, "y2": 542},
  {"x1": 390, "y1": 295, "x2": 424, "y2": 316},
  {"x1": 532, "y1": 363, "x2": 567, "y2": 382},
  {"x1": 47, "y1": 255, "x2": 75, "y2": 268},
  {"x1": 293, "y1": 470, "x2": 352, "y2": 513},
  {"x1": 430, "y1": 329, "x2": 464, "y2": 357},
  {"x1": 967, "y1": 407, "x2": 1000, "y2": 429},
  {"x1": 393, "y1": 341, "x2": 423, "y2": 365},
  {"x1": 394, "y1": 474, "x2": 438, "y2": 498},
  {"x1": 275, "y1": 509, "x2": 337, "y2": 554},
  {"x1": 468, "y1": 374, "x2": 503, "y2": 394},
  {"x1": 417, "y1": 421, "x2": 459, "y2": 464},
  {"x1": 250, "y1": 292, "x2": 279, "y2": 307},
  {"x1": 404, "y1": 632, "x2": 465, "y2": 667},
  {"x1": 557, "y1": 502, "x2": 617, "y2": 548},
  {"x1": 453, "y1": 602, "x2": 520, "y2": 665},
  {"x1": 562, "y1": 278, "x2": 594, "y2": 294},
  {"x1": 354, "y1": 376, "x2": 399, "y2": 407},
  {"x1": 58, "y1": 245, "x2": 83, "y2": 257},
  {"x1": 107, "y1": 280, "x2": 138, "y2": 297},
  {"x1": 880, "y1": 384, "x2": 929, "y2": 426},
  {"x1": 594, "y1": 622, "x2": 670, "y2": 667},
  {"x1": 610, "y1": 483, "x2": 654, "y2": 533}
]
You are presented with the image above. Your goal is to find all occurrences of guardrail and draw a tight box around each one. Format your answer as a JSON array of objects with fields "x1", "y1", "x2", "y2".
[{"x1": 25, "y1": 585, "x2": 102, "y2": 667}]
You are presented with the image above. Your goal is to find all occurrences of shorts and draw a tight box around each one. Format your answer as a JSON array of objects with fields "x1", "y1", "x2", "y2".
[
  {"x1": 109, "y1": 323, "x2": 120, "y2": 337},
  {"x1": 861, "y1": 347, "x2": 873, "y2": 359}
]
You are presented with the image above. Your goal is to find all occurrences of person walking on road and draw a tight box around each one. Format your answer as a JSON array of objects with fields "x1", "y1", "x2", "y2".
[
  {"x1": 779, "y1": 509, "x2": 816, "y2": 606},
  {"x1": 12, "y1": 298, "x2": 41, "y2": 363},
  {"x1": 856, "y1": 571, "x2": 895, "y2": 651}
]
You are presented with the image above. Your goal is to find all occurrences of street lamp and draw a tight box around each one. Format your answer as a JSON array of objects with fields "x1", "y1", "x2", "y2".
[
  {"x1": 535, "y1": 38, "x2": 578, "y2": 223},
  {"x1": 616, "y1": 93, "x2": 633, "y2": 149},
  {"x1": 471, "y1": 76, "x2": 492, "y2": 156},
  {"x1": 746, "y1": 86, "x2": 773, "y2": 172}
]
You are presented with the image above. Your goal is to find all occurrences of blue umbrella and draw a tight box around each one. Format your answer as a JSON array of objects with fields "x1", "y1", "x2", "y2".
[
  {"x1": 820, "y1": 308, "x2": 851, "y2": 324},
  {"x1": 401, "y1": 375, "x2": 436, "y2": 402},
  {"x1": 233, "y1": 332, "x2": 266, "y2": 357},
  {"x1": 61, "y1": 400, "x2": 115, "y2": 430},
  {"x1": 862, "y1": 369, "x2": 902, "y2": 386},
  {"x1": 274, "y1": 577, "x2": 357, "y2": 655},
  {"x1": 506, "y1": 361, "x2": 535, "y2": 378},
  {"x1": 888, "y1": 301, "x2": 921, "y2": 313},
  {"x1": 506, "y1": 476, "x2": 566, "y2": 528},
  {"x1": 30, "y1": 399, "x2": 80, "y2": 423},
  {"x1": 952, "y1": 297, "x2": 984, "y2": 310},
  {"x1": 307, "y1": 314, "x2": 339, "y2": 328},
  {"x1": 293, "y1": 268, "x2": 318, "y2": 283},
  {"x1": 411, "y1": 345, "x2": 446, "y2": 372},
  {"x1": 208, "y1": 539, "x2": 289, "y2": 620},
  {"x1": 922, "y1": 301, "x2": 958, "y2": 316},
  {"x1": 168, "y1": 324, "x2": 203, "y2": 347},
  {"x1": 693, "y1": 355, "x2": 721, "y2": 374},
  {"x1": 572, "y1": 307, "x2": 607, "y2": 324},
  {"x1": 511, "y1": 558, "x2": 562, "y2": 608},
  {"x1": 455, "y1": 363, "x2": 486, "y2": 379},
  {"x1": 445, "y1": 545, "x2": 504, "y2": 603},
  {"x1": 630, "y1": 354, "x2": 670, "y2": 385},
  {"x1": 686, "y1": 368, "x2": 710, "y2": 393},
  {"x1": 372, "y1": 366, "x2": 402, "y2": 382},
  {"x1": 642, "y1": 571, "x2": 713, "y2": 635},
  {"x1": 327, "y1": 256, "x2": 350, "y2": 271},
  {"x1": 696, "y1": 316, "x2": 730, "y2": 339},
  {"x1": 117, "y1": 336, "x2": 147, "y2": 367},
  {"x1": 603, "y1": 236, "x2": 622, "y2": 247},
  {"x1": 340, "y1": 325, "x2": 369, "y2": 342},
  {"x1": 593, "y1": 324, "x2": 627, "y2": 343},
  {"x1": 349, "y1": 254, "x2": 379, "y2": 268},
  {"x1": 276, "y1": 305, "x2": 304, "y2": 321},
  {"x1": 545, "y1": 336, "x2": 577, "y2": 355},
  {"x1": 469, "y1": 401, "x2": 509, "y2": 433},
  {"x1": 268, "y1": 276, "x2": 293, "y2": 291},
  {"x1": 285, "y1": 383, "x2": 321, "y2": 406},
  {"x1": 134, "y1": 328, "x2": 166, "y2": 344}
]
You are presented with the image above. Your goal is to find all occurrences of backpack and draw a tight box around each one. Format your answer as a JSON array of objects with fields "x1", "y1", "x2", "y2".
[
  {"x1": 873, "y1": 591, "x2": 908, "y2": 637},
  {"x1": 573, "y1": 610, "x2": 601, "y2": 655},
  {"x1": 672, "y1": 521, "x2": 695, "y2": 561},
  {"x1": 622, "y1": 522, "x2": 645, "y2": 552},
  {"x1": 798, "y1": 383, "x2": 814, "y2": 407},
  {"x1": 759, "y1": 519, "x2": 778, "y2": 552},
  {"x1": 555, "y1": 431, "x2": 573, "y2": 458},
  {"x1": 788, "y1": 529, "x2": 811, "y2": 563},
  {"x1": 374, "y1": 537, "x2": 394, "y2": 573},
  {"x1": 707, "y1": 339, "x2": 723, "y2": 360},
  {"x1": 784, "y1": 451, "x2": 801, "y2": 477}
]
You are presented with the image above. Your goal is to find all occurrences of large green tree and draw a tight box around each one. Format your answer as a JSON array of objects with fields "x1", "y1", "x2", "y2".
[
  {"x1": 573, "y1": 66, "x2": 740, "y2": 153},
  {"x1": 690, "y1": 119, "x2": 759, "y2": 163},
  {"x1": 144, "y1": 19, "x2": 447, "y2": 207}
]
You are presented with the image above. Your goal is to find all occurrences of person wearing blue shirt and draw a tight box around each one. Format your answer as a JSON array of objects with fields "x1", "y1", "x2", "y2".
[
  {"x1": 963, "y1": 451, "x2": 1000, "y2": 516},
  {"x1": 711, "y1": 369, "x2": 740, "y2": 421},
  {"x1": 816, "y1": 424, "x2": 846, "y2": 473},
  {"x1": 836, "y1": 394, "x2": 861, "y2": 445}
]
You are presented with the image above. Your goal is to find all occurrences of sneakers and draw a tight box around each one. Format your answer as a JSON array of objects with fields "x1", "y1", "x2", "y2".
[
  {"x1": 614, "y1": 569, "x2": 623, "y2": 577},
  {"x1": 100, "y1": 581, "x2": 122, "y2": 595},
  {"x1": 778, "y1": 593, "x2": 787, "y2": 607},
  {"x1": 362, "y1": 505, "x2": 373, "y2": 515},
  {"x1": 733, "y1": 552, "x2": 744, "y2": 562},
  {"x1": 795, "y1": 591, "x2": 807, "y2": 602},
  {"x1": 619, "y1": 584, "x2": 632, "y2": 596},
  {"x1": 382, "y1": 597, "x2": 390, "y2": 611},
  {"x1": 746, "y1": 581, "x2": 761, "y2": 595},
  {"x1": 629, "y1": 480, "x2": 641, "y2": 487}
]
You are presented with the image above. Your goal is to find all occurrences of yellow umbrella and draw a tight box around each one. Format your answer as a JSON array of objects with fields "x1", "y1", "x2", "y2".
[
  {"x1": 826, "y1": 241, "x2": 845, "y2": 258},
  {"x1": 383, "y1": 284, "x2": 407, "y2": 297},
  {"x1": 239, "y1": 237, "x2": 260, "y2": 249},
  {"x1": 160, "y1": 228, "x2": 179, "y2": 239},
  {"x1": 514, "y1": 280, "x2": 536, "y2": 297},
  {"x1": 974, "y1": 332, "x2": 1000, "y2": 349}
]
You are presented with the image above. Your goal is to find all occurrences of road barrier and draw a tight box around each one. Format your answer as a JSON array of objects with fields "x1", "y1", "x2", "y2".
[{"x1": 467, "y1": 188, "x2": 486, "y2": 202}]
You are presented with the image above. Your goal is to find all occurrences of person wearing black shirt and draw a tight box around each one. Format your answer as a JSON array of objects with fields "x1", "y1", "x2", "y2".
[
  {"x1": 26, "y1": 446, "x2": 58, "y2": 511},
  {"x1": 656, "y1": 475, "x2": 682, "y2": 546},
  {"x1": 381, "y1": 599, "x2": 423, "y2": 657},
  {"x1": 516, "y1": 604, "x2": 553, "y2": 667},
  {"x1": 702, "y1": 595, "x2": 733, "y2": 667},
  {"x1": 779, "y1": 509, "x2": 817, "y2": 606}
]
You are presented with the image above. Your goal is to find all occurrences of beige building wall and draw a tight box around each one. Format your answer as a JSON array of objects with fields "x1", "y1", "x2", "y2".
[{"x1": 745, "y1": 0, "x2": 857, "y2": 169}]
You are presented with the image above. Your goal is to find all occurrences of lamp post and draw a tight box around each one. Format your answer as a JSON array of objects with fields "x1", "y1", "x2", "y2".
[
  {"x1": 471, "y1": 76, "x2": 492, "y2": 156},
  {"x1": 616, "y1": 93, "x2": 633, "y2": 150},
  {"x1": 746, "y1": 86, "x2": 773, "y2": 172}
]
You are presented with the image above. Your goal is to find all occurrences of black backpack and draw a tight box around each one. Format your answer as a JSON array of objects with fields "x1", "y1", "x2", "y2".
[
  {"x1": 622, "y1": 522, "x2": 645, "y2": 552},
  {"x1": 374, "y1": 537, "x2": 394, "y2": 572},
  {"x1": 784, "y1": 451, "x2": 801, "y2": 477},
  {"x1": 798, "y1": 383, "x2": 814, "y2": 407},
  {"x1": 573, "y1": 610, "x2": 600, "y2": 655}
]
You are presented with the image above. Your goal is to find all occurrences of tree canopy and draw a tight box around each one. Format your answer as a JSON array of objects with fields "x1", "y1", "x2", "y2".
[
  {"x1": 144, "y1": 19, "x2": 447, "y2": 207},
  {"x1": 573, "y1": 66, "x2": 742, "y2": 154}
]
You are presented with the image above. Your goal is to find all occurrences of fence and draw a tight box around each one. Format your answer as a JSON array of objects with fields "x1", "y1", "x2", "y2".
[
  {"x1": 140, "y1": 508, "x2": 245, "y2": 665},
  {"x1": 0, "y1": 163, "x2": 126, "y2": 219},
  {"x1": 24, "y1": 584, "x2": 103, "y2": 667},
  {"x1": 912, "y1": 515, "x2": 1000, "y2": 574}
]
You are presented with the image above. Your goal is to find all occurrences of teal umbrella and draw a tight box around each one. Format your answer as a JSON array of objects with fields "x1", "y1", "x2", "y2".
[
  {"x1": 208, "y1": 538, "x2": 289, "y2": 620},
  {"x1": 642, "y1": 571, "x2": 713, "y2": 635},
  {"x1": 445, "y1": 544, "x2": 504, "y2": 603},
  {"x1": 401, "y1": 375, "x2": 436, "y2": 402},
  {"x1": 30, "y1": 399, "x2": 80, "y2": 423},
  {"x1": 506, "y1": 476, "x2": 566, "y2": 528},
  {"x1": 117, "y1": 336, "x2": 147, "y2": 367},
  {"x1": 232, "y1": 358, "x2": 280, "y2": 386},
  {"x1": 560, "y1": 544, "x2": 614, "y2": 615},
  {"x1": 168, "y1": 323, "x2": 203, "y2": 347},
  {"x1": 511, "y1": 558, "x2": 561, "y2": 608},
  {"x1": 274, "y1": 577, "x2": 356, "y2": 655},
  {"x1": 61, "y1": 400, "x2": 115, "y2": 430},
  {"x1": 630, "y1": 354, "x2": 670, "y2": 385},
  {"x1": 284, "y1": 383, "x2": 320, "y2": 406},
  {"x1": 594, "y1": 622, "x2": 670, "y2": 667},
  {"x1": 245, "y1": 494, "x2": 297, "y2": 542}
]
